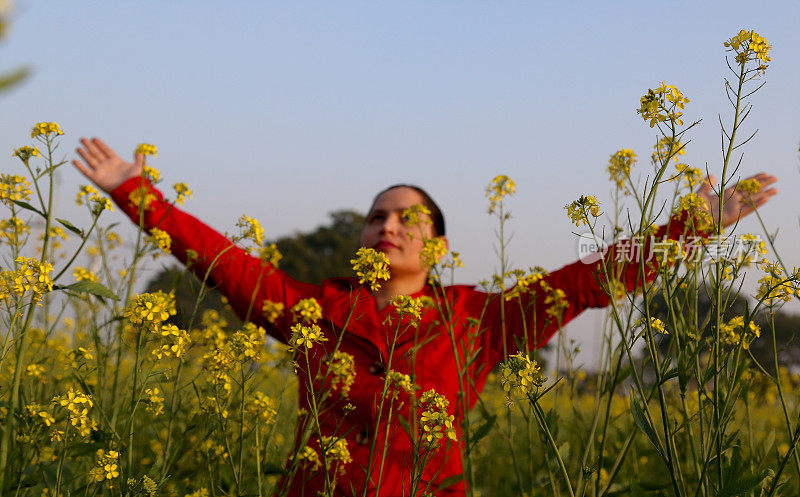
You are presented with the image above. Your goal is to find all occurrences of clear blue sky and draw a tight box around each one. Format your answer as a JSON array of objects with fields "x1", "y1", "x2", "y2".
[{"x1": 2, "y1": 0, "x2": 798, "y2": 368}]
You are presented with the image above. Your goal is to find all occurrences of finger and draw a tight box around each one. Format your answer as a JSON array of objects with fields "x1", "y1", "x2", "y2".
[
  {"x1": 71, "y1": 159, "x2": 95, "y2": 181},
  {"x1": 76, "y1": 147, "x2": 99, "y2": 168},
  {"x1": 92, "y1": 138, "x2": 117, "y2": 159},
  {"x1": 80, "y1": 137, "x2": 103, "y2": 161},
  {"x1": 134, "y1": 153, "x2": 145, "y2": 170}
]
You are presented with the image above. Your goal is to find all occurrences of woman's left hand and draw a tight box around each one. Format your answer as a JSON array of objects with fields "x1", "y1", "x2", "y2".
[{"x1": 696, "y1": 172, "x2": 778, "y2": 229}]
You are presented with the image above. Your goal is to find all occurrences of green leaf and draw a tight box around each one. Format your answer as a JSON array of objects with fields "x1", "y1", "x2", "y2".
[
  {"x1": 467, "y1": 414, "x2": 496, "y2": 451},
  {"x1": 11, "y1": 199, "x2": 45, "y2": 218},
  {"x1": 59, "y1": 281, "x2": 119, "y2": 300},
  {"x1": 660, "y1": 367, "x2": 680, "y2": 384},
  {"x1": 629, "y1": 393, "x2": 666, "y2": 462},
  {"x1": 436, "y1": 473, "x2": 463, "y2": 491},
  {"x1": 56, "y1": 218, "x2": 84, "y2": 237},
  {"x1": 716, "y1": 469, "x2": 771, "y2": 497}
]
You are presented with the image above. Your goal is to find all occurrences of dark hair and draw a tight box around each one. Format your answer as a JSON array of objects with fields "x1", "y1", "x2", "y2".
[{"x1": 368, "y1": 184, "x2": 446, "y2": 236}]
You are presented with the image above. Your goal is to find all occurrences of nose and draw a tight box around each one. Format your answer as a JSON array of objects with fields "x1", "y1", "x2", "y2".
[{"x1": 379, "y1": 213, "x2": 401, "y2": 235}]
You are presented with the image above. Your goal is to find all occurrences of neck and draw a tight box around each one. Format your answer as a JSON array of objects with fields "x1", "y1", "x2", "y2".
[{"x1": 372, "y1": 272, "x2": 428, "y2": 311}]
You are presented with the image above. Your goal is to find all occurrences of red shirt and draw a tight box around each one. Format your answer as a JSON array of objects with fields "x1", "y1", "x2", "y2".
[{"x1": 111, "y1": 177, "x2": 701, "y2": 497}]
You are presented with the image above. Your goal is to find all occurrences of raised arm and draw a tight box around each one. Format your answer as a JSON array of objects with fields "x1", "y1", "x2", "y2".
[
  {"x1": 72, "y1": 138, "x2": 320, "y2": 339},
  {"x1": 480, "y1": 172, "x2": 778, "y2": 364}
]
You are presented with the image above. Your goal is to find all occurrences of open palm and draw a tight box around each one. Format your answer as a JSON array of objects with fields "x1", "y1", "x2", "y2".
[
  {"x1": 696, "y1": 172, "x2": 778, "y2": 229},
  {"x1": 72, "y1": 138, "x2": 144, "y2": 193}
]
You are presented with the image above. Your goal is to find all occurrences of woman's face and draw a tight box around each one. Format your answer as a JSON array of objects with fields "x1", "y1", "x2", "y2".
[{"x1": 361, "y1": 187, "x2": 440, "y2": 279}]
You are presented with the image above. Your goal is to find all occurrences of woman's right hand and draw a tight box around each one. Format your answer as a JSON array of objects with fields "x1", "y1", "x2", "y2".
[{"x1": 72, "y1": 138, "x2": 144, "y2": 193}]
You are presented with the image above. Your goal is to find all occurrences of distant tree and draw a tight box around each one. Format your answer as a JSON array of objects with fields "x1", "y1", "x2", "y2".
[
  {"x1": 646, "y1": 287, "x2": 800, "y2": 372},
  {"x1": 145, "y1": 210, "x2": 364, "y2": 330}
]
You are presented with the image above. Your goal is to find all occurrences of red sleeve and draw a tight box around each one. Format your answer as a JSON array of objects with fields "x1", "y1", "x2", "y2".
[
  {"x1": 478, "y1": 212, "x2": 711, "y2": 365},
  {"x1": 110, "y1": 177, "x2": 320, "y2": 341}
]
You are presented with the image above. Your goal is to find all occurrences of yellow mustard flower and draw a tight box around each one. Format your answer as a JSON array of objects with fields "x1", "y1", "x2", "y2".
[
  {"x1": 637, "y1": 82, "x2": 689, "y2": 127},
  {"x1": 30, "y1": 122, "x2": 63, "y2": 138},
  {"x1": 236, "y1": 214, "x2": 265, "y2": 246},
  {"x1": 420, "y1": 237, "x2": 447, "y2": 268},
  {"x1": 257, "y1": 243, "x2": 282, "y2": 267},
  {"x1": 149, "y1": 228, "x2": 171, "y2": 256},
  {"x1": 565, "y1": 195, "x2": 602, "y2": 227},
  {"x1": 172, "y1": 182, "x2": 193, "y2": 205},
  {"x1": 607, "y1": 149, "x2": 637, "y2": 192},
  {"x1": 13, "y1": 145, "x2": 40, "y2": 162},
  {"x1": 486, "y1": 175, "x2": 516, "y2": 214},
  {"x1": 289, "y1": 323, "x2": 327, "y2": 351},
  {"x1": 725, "y1": 29, "x2": 771, "y2": 71},
  {"x1": 350, "y1": 247, "x2": 390, "y2": 291},
  {"x1": 0, "y1": 174, "x2": 32, "y2": 205},
  {"x1": 135, "y1": 143, "x2": 158, "y2": 157},
  {"x1": 291, "y1": 297, "x2": 322, "y2": 324},
  {"x1": 327, "y1": 351, "x2": 356, "y2": 396},
  {"x1": 73, "y1": 266, "x2": 98, "y2": 282},
  {"x1": 262, "y1": 299, "x2": 285, "y2": 323}
]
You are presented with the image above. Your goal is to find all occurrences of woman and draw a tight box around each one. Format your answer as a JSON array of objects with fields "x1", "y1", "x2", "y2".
[{"x1": 73, "y1": 137, "x2": 777, "y2": 496}]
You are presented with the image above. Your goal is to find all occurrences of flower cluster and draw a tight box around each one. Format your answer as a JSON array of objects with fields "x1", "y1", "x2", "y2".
[
  {"x1": 149, "y1": 228, "x2": 171, "y2": 256},
  {"x1": 291, "y1": 297, "x2": 322, "y2": 324},
  {"x1": 327, "y1": 351, "x2": 356, "y2": 396},
  {"x1": 390, "y1": 295, "x2": 423, "y2": 324},
  {"x1": 542, "y1": 283, "x2": 569, "y2": 320},
  {"x1": 756, "y1": 261, "x2": 798, "y2": 305},
  {"x1": 652, "y1": 136, "x2": 686, "y2": 164},
  {"x1": 320, "y1": 436, "x2": 353, "y2": 473},
  {"x1": 88, "y1": 449, "x2": 120, "y2": 482},
  {"x1": 135, "y1": 143, "x2": 158, "y2": 157},
  {"x1": 172, "y1": 182, "x2": 193, "y2": 205},
  {"x1": 73, "y1": 266, "x2": 98, "y2": 282},
  {"x1": 13, "y1": 145, "x2": 40, "y2": 162},
  {"x1": 142, "y1": 166, "x2": 161, "y2": 184},
  {"x1": 719, "y1": 316, "x2": 761, "y2": 350},
  {"x1": 505, "y1": 267, "x2": 548, "y2": 301},
  {"x1": 486, "y1": 175, "x2": 516, "y2": 214},
  {"x1": 75, "y1": 184, "x2": 113, "y2": 213},
  {"x1": 401, "y1": 204, "x2": 432, "y2": 232},
  {"x1": 128, "y1": 184, "x2": 157, "y2": 210},
  {"x1": 289, "y1": 323, "x2": 327, "y2": 351},
  {"x1": 0, "y1": 217, "x2": 28, "y2": 245},
  {"x1": 350, "y1": 247, "x2": 390, "y2": 292},
  {"x1": 737, "y1": 178, "x2": 762, "y2": 195},
  {"x1": 236, "y1": 214, "x2": 265, "y2": 246},
  {"x1": 636, "y1": 316, "x2": 667, "y2": 334},
  {"x1": 296, "y1": 445, "x2": 322, "y2": 471},
  {"x1": 499, "y1": 352, "x2": 546, "y2": 403},
  {"x1": 152, "y1": 323, "x2": 191, "y2": 360},
  {"x1": 0, "y1": 257, "x2": 54, "y2": 303},
  {"x1": 124, "y1": 291, "x2": 177, "y2": 331},
  {"x1": 257, "y1": 243, "x2": 282, "y2": 267},
  {"x1": 420, "y1": 237, "x2": 447, "y2": 268},
  {"x1": 607, "y1": 149, "x2": 637, "y2": 192},
  {"x1": 25, "y1": 403, "x2": 55, "y2": 427},
  {"x1": 637, "y1": 82, "x2": 690, "y2": 128},
  {"x1": 725, "y1": 30, "x2": 771, "y2": 71},
  {"x1": 244, "y1": 391, "x2": 278, "y2": 425},
  {"x1": 144, "y1": 387, "x2": 165, "y2": 416},
  {"x1": 0, "y1": 174, "x2": 32, "y2": 205},
  {"x1": 674, "y1": 163, "x2": 703, "y2": 190},
  {"x1": 53, "y1": 388, "x2": 96, "y2": 437},
  {"x1": 675, "y1": 193, "x2": 713, "y2": 232},
  {"x1": 262, "y1": 299, "x2": 285, "y2": 323},
  {"x1": 30, "y1": 122, "x2": 63, "y2": 138},
  {"x1": 384, "y1": 370, "x2": 415, "y2": 400},
  {"x1": 418, "y1": 389, "x2": 457, "y2": 446},
  {"x1": 565, "y1": 195, "x2": 602, "y2": 227}
]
